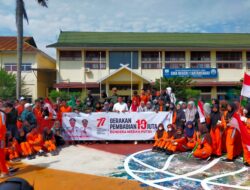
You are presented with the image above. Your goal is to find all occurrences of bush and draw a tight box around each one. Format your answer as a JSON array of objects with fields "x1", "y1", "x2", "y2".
[{"x1": 49, "y1": 90, "x2": 83, "y2": 102}]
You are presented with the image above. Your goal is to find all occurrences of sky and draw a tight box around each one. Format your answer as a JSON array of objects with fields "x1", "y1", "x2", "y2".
[{"x1": 1, "y1": 0, "x2": 250, "y2": 58}]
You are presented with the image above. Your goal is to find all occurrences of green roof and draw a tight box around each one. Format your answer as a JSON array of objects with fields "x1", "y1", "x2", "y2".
[{"x1": 47, "y1": 31, "x2": 250, "y2": 48}]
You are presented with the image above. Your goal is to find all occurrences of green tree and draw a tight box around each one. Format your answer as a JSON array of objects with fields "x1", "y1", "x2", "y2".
[
  {"x1": 16, "y1": 0, "x2": 48, "y2": 99},
  {"x1": 154, "y1": 77, "x2": 201, "y2": 101},
  {"x1": 0, "y1": 69, "x2": 29, "y2": 99},
  {"x1": 0, "y1": 69, "x2": 16, "y2": 99}
]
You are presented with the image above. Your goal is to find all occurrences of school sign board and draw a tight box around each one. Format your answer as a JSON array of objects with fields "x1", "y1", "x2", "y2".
[
  {"x1": 163, "y1": 68, "x2": 218, "y2": 78},
  {"x1": 62, "y1": 112, "x2": 172, "y2": 141}
]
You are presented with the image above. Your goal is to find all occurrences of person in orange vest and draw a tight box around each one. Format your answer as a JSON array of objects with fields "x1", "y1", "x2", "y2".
[
  {"x1": 18, "y1": 128, "x2": 34, "y2": 160},
  {"x1": 165, "y1": 126, "x2": 187, "y2": 155},
  {"x1": 140, "y1": 89, "x2": 149, "y2": 104},
  {"x1": 240, "y1": 103, "x2": 250, "y2": 166},
  {"x1": 27, "y1": 127, "x2": 45, "y2": 156},
  {"x1": 222, "y1": 103, "x2": 242, "y2": 162},
  {"x1": 209, "y1": 104, "x2": 222, "y2": 157},
  {"x1": 6, "y1": 136, "x2": 21, "y2": 162},
  {"x1": 152, "y1": 123, "x2": 167, "y2": 152},
  {"x1": 158, "y1": 124, "x2": 175, "y2": 152},
  {"x1": 132, "y1": 91, "x2": 141, "y2": 106},
  {"x1": 60, "y1": 100, "x2": 72, "y2": 113},
  {"x1": 43, "y1": 127, "x2": 57, "y2": 155},
  {"x1": 193, "y1": 123, "x2": 213, "y2": 160},
  {"x1": 0, "y1": 111, "x2": 9, "y2": 178},
  {"x1": 184, "y1": 121, "x2": 197, "y2": 150}
]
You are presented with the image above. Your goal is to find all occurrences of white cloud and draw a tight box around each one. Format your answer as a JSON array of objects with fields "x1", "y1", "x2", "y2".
[{"x1": 0, "y1": 0, "x2": 250, "y2": 58}]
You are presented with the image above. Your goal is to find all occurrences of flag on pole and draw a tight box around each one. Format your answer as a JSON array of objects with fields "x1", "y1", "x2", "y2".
[
  {"x1": 44, "y1": 98, "x2": 57, "y2": 117},
  {"x1": 241, "y1": 72, "x2": 250, "y2": 98},
  {"x1": 197, "y1": 100, "x2": 205, "y2": 123},
  {"x1": 228, "y1": 113, "x2": 250, "y2": 151}
]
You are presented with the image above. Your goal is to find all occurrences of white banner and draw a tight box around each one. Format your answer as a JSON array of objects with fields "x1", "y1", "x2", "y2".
[{"x1": 62, "y1": 112, "x2": 172, "y2": 141}]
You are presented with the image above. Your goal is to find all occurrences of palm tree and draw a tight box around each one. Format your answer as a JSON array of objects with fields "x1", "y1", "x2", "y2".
[{"x1": 16, "y1": 0, "x2": 48, "y2": 99}]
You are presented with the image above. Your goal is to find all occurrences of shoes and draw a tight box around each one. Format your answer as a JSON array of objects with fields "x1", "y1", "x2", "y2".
[
  {"x1": 51, "y1": 150, "x2": 58, "y2": 156},
  {"x1": 27, "y1": 154, "x2": 36, "y2": 160},
  {"x1": 9, "y1": 167, "x2": 19, "y2": 173},
  {"x1": 152, "y1": 147, "x2": 157, "y2": 152},
  {"x1": 165, "y1": 149, "x2": 173, "y2": 155},
  {"x1": 222, "y1": 158, "x2": 234, "y2": 162},
  {"x1": 244, "y1": 162, "x2": 250, "y2": 167},
  {"x1": 11, "y1": 158, "x2": 21, "y2": 162}
]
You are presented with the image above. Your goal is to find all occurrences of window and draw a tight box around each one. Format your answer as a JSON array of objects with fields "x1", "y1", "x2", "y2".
[
  {"x1": 109, "y1": 51, "x2": 138, "y2": 69},
  {"x1": 85, "y1": 51, "x2": 106, "y2": 69},
  {"x1": 165, "y1": 63, "x2": 185, "y2": 68},
  {"x1": 190, "y1": 62, "x2": 211, "y2": 68},
  {"x1": 141, "y1": 51, "x2": 161, "y2": 69},
  {"x1": 4, "y1": 63, "x2": 32, "y2": 72},
  {"x1": 247, "y1": 52, "x2": 250, "y2": 69},
  {"x1": 109, "y1": 84, "x2": 139, "y2": 91},
  {"x1": 191, "y1": 51, "x2": 210, "y2": 61},
  {"x1": 217, "y1": 62, "x2": 242, "y2": 69},
  {"x1": 216, "y1": 51, "x2": 242, "y2": 61},
  {"x1": 22, "y1": 63, "x2": 32, "y2": 71},
  {"x1": 165, "y1": 51, "x2": 185, "y2": 61},
  {"x1": 59, "y1": 51, "x2": 82, "y2": 61}
]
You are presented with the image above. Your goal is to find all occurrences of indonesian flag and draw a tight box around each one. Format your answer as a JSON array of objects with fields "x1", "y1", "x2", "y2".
[
  {"x1": 44, "y1": 98, "x2": 57, "y2": 117},
  {"x1": 229, "y1": 113, "x2": 250, "y2": 151},
  {"x1": 197, "y1": 100, "x2": 206, "y2": 123},
  {"x1": 241, "y1": 72, "x2": 250, "y2": 98}
]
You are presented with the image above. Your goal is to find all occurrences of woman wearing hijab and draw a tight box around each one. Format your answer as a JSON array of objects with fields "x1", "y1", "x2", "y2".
[
  {"x1": 161, "y1": 124, "x2": 176, "y2": 152},
  {"x1": 223, "y1": 103, "x2": 242, "y2": 162},
  {"x1": 210, "y1": 104, "x2": 222, "y2": 157},
  {"x1": 129, "y1": 100, "x2": 139, "y2": 112},
  {"x1": 184, "y1": 121, "x2": 197, "y2": 150},
  {"x1": 152, "y1": 123, "x2": 167, "y2": 152},
  {"x1": 176, "y1": 103, "x2": 186, "y2": 129},
  {"x1": 193, "y1": 123, "x2": 213, "y2": 159},
  {"x1": 185, "y1": 101, "x2": 198, "y2": 125},
  {"x1": 166, "y1": 126, "x2": 187, "y2": 155}
]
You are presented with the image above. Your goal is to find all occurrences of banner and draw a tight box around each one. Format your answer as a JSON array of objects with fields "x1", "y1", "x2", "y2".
[
  {"x1": 62, "y1": 112, "x2": 172, "y2": 141},
  {"x1": 163, "y1": 68, "x2": 218, "y2": 79}
]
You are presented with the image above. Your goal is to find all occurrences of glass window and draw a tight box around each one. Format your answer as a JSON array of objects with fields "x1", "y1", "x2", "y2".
[
  {"x1": 165, "y1": 63, "x2": 185, "y2": 68},
  {"x1": 247, "y1": 52, "x2": 250, "y2": 61},
  {"x1": 59, "y1": 51, "x2": 82, "y2": 61},
  {"x1": 85, "y1": 51, "x2": 106, "y2": 70},
  {"x1": 4, "y1": 63, "x2": 32, "y2": 72},
  {"x1": 190, "y1": 62, "x2": 211, "y2": 68},
  {"x1": 191, "y1": 51, "x2": 210, "y2": 61},
  {"x1": 142, "y1": 51, "x2": 159, "y2": 62},
  {"x1": 217, "y1": 62, "x2": 242, "y2": 69},
  {"x1": 109, "y1": 51, "x2": 138, "y2": 69},
  {"x1": 216, "y1": 51, "x2": 242, "y2": 61},
  {"x1": 109, "y1": 84, "x2": 139, "y2": 91},
  {"x1": 141, "y1": 51, "x2": 161, "y2": 69},
  {"x1": 165, "y1": 51, "x2": 185, "y2": 61}
]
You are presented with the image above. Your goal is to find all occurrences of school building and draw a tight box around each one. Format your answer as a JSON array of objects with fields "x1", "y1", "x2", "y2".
[
  {"x1": 48, "y1": 32, "x2": 250, "y2": 100},
  {"x1": 0, "y1": 36, "x2": 56, "y2": 100}
]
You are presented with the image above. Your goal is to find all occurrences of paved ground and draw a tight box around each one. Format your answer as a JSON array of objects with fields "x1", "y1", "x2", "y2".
[{"x1": 0, "y1": 143, "x2": 156, "y2": 190}]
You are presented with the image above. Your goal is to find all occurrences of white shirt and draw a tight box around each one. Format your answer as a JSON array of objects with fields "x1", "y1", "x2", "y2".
[{"x1": 113, "y1": 102, "x2": 128, "y2": 112}]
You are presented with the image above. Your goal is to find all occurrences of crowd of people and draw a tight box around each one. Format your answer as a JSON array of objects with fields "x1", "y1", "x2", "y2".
[
  {"x1": 153, "y1": 99, "x2": 250, "y2": 167},
  {"x1": 0, "y1": 86, "x2": 250, "y2": 178}
]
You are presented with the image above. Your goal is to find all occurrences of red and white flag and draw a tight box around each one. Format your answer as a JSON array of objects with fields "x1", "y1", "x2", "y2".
[
  {"x1": 241, "y1": 72, "x2": 250, "y2": 98},
  {"x1": 197, "y1": 100, "x2": 205, "y2": 123},
  {"x1": 44, "y1": 98, "x2": 57, "y2": 117},
  {"x1": 229, "y1": 113, "x2": 250, "y2": 151}
]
